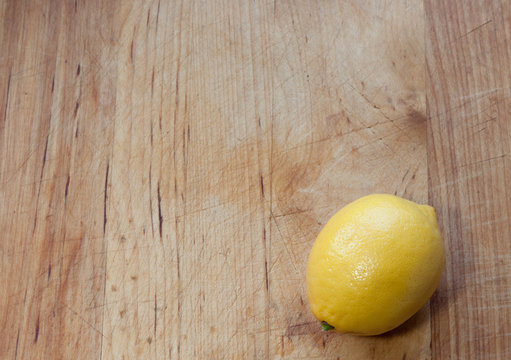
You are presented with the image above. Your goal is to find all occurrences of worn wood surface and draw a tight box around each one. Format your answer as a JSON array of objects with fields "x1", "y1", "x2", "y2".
[
  {"x1": 425, "y1": 0, "x2": 511, "y2": 359},
  {"x1": 1, "y1": 0, "x2": 505, "y2": 358}
]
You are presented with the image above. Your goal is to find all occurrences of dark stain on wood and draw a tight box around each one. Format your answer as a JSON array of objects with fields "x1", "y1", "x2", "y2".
[
  {"x1": 34, "y1": 315, "x2": 40, "y2": 343},
  {"x1": 14, "y1": 329, "x2": 19, "y2": 359},
  {"x1": 3, "y1": 71, "x2": 11, "y2": 124},
  {"x1": 130, "y1": 39, "x2": 134, "y2": 63},
  {"x1": 65, "y1": 174, "x2": 70, "y2": 200},
  {"x1": 286, "y1": 321, "x2": 316, "y2": 337},
  {"x1": 103, "y1": 161, "x2": 109, "y2": 235},
  {"x1": 157, "y1": 182, "x2": 163, "y2": 240},
  {"x1": 154, "y1": 293, "x2": 157, "y2": 338},
  {"x1": 42, "y1": 133, "x2": 49, "y2": 167},
  {"x1": 264, "y1": 259, "x2": 269, "y2": 291},
  {"x1": 407, "y1": 109, "x2": 426, "y2": 123},
  {"x1": 73, "y1": 101, "x2": 80, "y2": 118}
]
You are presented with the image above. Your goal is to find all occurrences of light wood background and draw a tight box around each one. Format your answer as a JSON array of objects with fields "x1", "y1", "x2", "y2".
[{"x1": 0, "y1": 0, "x2": 509, "y2": 359}]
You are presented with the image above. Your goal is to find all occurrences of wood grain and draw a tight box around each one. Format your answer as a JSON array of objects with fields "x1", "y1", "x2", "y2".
[
  {"x1": 425, "y1": 0, "x2": 511, "y2": 359},
  {"x1": 1, "y1": 0, "x2": 431, "y2": 359},
  {"x1": 1, "y1": 0, "x2": 119, "y2": 359}
]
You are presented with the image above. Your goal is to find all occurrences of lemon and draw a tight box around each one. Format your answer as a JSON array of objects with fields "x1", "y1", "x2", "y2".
[{"x1": 306, "y1": 194, "x2": 444, "y2": 335}]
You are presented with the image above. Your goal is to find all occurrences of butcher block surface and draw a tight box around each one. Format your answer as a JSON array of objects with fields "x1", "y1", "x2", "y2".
[{"x1": 1, "y1": 0, "x2": 510, "y2": 358}]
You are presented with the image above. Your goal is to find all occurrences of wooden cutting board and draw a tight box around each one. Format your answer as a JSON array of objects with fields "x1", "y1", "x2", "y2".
[{"x1": 0, "y1": 0, "x2": 509, "y2": 358}]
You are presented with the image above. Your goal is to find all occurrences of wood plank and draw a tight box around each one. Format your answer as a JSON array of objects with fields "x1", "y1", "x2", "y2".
[
  {"x1": 100, "y1": 0, "x2": 275, "y2": 358},
  {"x1": 0, "y1": 0, "x2": 119, "y2": 358},
  {"x1": 270, "y1": 1, "x2": 429, "y2": 358},
  {"x1": 1, "y1": 0, "x2": 432, "y2": 359},
  {"x1": 425, "y1": 0, "x2": 511, "y2": 358}
]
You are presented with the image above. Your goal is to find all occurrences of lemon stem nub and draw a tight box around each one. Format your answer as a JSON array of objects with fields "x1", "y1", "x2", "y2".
[{"x1": 320, "y1": 321, "x2": 334, "y2": 331}]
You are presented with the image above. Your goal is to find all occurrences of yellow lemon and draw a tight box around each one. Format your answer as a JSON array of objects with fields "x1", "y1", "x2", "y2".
[{"x1": 306, "y1": 194, "x2": 444, "y2": 335}]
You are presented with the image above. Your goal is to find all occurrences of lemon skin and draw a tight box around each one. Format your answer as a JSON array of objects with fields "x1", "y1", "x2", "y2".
[{"x1": 306, "y1": 194, "x2": 444, "y2": 335}]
